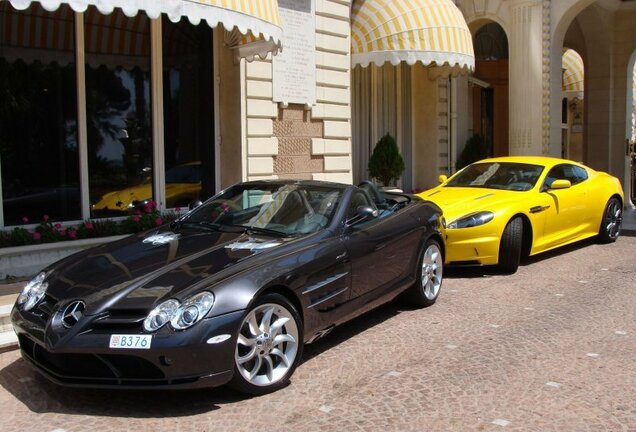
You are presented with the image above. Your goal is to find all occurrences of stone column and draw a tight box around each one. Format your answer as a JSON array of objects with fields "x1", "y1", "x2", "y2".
[{"x1": 508, "y1": 0, "x2": 546, "y2": 155}]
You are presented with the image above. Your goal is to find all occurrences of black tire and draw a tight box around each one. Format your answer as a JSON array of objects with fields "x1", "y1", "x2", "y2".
[
  {"x1": 228, "y1": 293, "x2": 304, "y2": 395},
  {"x1": 498, "y1": 217, "x2": 523, "y2": 274},
  {"x1": 408, "y1": 238, "x2": 444, "y2": 307},
  {"x1": 598, "y1": 197, "x2": 622, "y2": 243}
]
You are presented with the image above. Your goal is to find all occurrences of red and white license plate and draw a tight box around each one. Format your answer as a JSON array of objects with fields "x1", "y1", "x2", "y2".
[{"x1": 109, "y1": 334, "x2": 152, "y2": 349}]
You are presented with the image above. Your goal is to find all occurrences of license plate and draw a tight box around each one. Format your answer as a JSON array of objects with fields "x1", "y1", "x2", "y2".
[{"x1": 109, "y1": 334, "x2": 152, "y2": 349}]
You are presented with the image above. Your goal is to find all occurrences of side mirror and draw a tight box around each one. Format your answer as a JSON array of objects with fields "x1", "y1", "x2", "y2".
[
  {"x1": 346, "y1": 206, "x2": 378, "y2": 226},
  {"x1": 438, "y1": 174, "x2": 448, "y2": 184},
  {"x1": 549, "y1": 179, "x2": 571, "y2": 190},
  {"x1": 189, "y1": 200, "x2": 203, "y2": 211}
]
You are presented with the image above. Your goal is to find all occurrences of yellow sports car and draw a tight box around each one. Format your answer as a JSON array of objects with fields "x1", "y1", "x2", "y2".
[
  {"x1": 93, "y1": 162, "x2": 201, "y2": 214},
  {"x1": 417, "y1": 156, "x2": 624, "y2": 273}
]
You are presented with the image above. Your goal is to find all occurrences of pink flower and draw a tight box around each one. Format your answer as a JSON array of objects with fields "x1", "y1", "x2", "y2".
[
  {"x1": 43, "y1": 214, "x2": 49, "y2": 222},
  {"x1": 133, "y1": 209, "x2": 142, "y2": 216},
  {"x1": 22, "y1": 216, "x2": 29, "y2": 224},
  {"x1": 54, "y1": 223, "x2": 62, "y2": 230},
  {"x1": 59, "y1": 229, "x2": 66, "y2": 237},
  {"x1": 155, "y1": 217, "x2": 163, "y2": 226},
  {"x1": 32, "y1": 232, "x2": 41, "y2": 241},
  {"x1": 84, "y1": 222, "x2": 94, "y2": 230},
  {"x1": 68, "y1": 229, "x2": 77, "y2": 239},
  {"x1": 132, "y1": 215, "x2": 141, "y2": 222},
  {"x1": 175, "y1": 207, "x2": 181, "y2": 213}
]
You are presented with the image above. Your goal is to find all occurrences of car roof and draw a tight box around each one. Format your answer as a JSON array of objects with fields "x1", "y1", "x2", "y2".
[{"x1": 475, "y1": 156, "x2": 588, "y2": 169}]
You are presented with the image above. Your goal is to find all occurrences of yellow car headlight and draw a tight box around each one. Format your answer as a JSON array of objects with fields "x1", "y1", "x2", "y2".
[{"x1": 447, "y1": 211, "x2": 494, "y2": 229}]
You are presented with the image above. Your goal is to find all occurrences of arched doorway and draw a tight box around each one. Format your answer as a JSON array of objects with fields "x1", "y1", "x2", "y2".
[
  {"x1": 561, "y1": 48, "x2": 585, "y2": 161},
  {"x1": 470, "y1": 22, "x2": 509, "y2": 158}
]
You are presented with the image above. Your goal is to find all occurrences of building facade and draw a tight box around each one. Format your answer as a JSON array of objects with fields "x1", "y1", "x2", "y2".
[{"x1": 1, "y1": 0, "x2": 635, "y2": 233}]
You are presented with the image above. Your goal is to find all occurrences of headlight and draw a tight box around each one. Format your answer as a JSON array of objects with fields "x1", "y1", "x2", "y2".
[
  {"x1": 171, "y1": 292, "x2": 215, "y2": 330},
  {"x1": 143, "y1": 299, "x2": 180, "y2": 332},
  {"x1": 17, "y1": 272, "x2": 48, "y2": 311},
  {"x1": 143, "y1": 292, "x2": 214, "y2": 332},
  {"x1": 447, "y1": 211, "x2": 494, "y2": 229}
]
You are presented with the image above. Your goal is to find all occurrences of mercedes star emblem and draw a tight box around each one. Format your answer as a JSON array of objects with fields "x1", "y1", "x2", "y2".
[{"x1": 61, "y1": 301, "x2": 85, "y2": 329}]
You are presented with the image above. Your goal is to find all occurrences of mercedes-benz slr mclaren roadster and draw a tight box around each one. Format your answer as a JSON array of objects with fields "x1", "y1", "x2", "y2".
[{"x1": 12, "y1": 180, "x2": 444, "y2": 394}]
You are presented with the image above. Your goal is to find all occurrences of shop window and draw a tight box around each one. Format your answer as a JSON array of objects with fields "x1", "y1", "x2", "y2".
[
  {"x1": 86, "y1": 7, "x2": 153, "y2": 217},
  {"x1": 162, "y1": 16, "x2": 215, "y2": 208},
  {"x1": 0, "y1": 3, "x2": 81, "y2": 225}
]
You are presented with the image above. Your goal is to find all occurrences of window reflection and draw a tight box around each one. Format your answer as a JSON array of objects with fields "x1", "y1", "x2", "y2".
[
  {"x1": 0, "y1": 3, "x2": 81, "y2": 225},
  {"x1": 86, "y1": 7, "x2": 153, "y2": 217},
  {"x1": 162, "y1": 16, "x2": 215, "y2": 208}
]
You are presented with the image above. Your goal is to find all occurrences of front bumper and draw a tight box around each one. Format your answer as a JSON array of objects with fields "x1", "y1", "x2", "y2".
[
  {"x1": 444, "y1": 227, "x2": 501, "y2": 266},
  {"x1": 11, "y1": 306, "x2": 244, "y2": 390}
]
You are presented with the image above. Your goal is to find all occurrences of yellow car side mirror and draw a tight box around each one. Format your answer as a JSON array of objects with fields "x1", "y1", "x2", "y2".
[
  {"x1": 549, "y1": 179, "x2": 571, "y2": 190},
  {"x1": 438, "y1": 175, "x2": 448, "y2": 184}
]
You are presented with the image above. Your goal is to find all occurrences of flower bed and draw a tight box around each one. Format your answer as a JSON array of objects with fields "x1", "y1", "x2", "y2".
[{"x1": 0, "y1": 201, "x2": 179, "y2": 248}]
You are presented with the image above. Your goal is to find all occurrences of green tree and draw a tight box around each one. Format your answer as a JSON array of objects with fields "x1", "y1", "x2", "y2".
[
  {"x1": 456, "y1": 134, "x2": 489, "y2": 170},
  {"x1": 368, "y1": 133, "x2": 405, "y2": 186}
]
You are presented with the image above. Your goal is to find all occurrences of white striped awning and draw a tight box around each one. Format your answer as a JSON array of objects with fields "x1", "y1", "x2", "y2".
[
  {"x1": 351, "y1": 0, "x2": 474, "y2": 75},
  {"x1": 2, "y1": 0, "x2": 283, "y2": 56},
  {"x1": 562, "y1": 49, "x2": 584, "y2": 94}
]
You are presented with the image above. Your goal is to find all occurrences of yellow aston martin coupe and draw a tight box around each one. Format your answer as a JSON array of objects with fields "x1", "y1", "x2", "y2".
[{"x1": 417, "y1": 156, "x2": 624, "y2": 273}]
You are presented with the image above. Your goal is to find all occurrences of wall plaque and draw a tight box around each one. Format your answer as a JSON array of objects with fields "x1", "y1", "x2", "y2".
[{"x1": 273, "y1": 0, "x2": 316, "y2": 106}]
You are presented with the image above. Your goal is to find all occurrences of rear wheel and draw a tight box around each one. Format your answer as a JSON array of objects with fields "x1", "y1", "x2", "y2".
[
  {"x1": 229, "y1": 293, "x2": 303, "y2": 395},
  {"x1": 498, "y1": 217, "x2": 523, "y2": 274},
  {"x1": 598, "y1": 197, "x2": 622, "y2": 243},
  {"x1": 408, "y1": 239, "x2": 443, "y2": 307}
]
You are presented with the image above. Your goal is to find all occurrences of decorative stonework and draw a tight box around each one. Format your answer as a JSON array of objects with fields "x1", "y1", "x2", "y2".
[
  {"x1": 542, "y1": 0, "x2": 551, "y2": 155},
  {"x1": 273, "y1": 105, "x2": 325, "y2": 179}
]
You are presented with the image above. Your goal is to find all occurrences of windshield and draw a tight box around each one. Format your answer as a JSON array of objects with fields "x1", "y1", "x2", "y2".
[
  {"x1": 183, "y1": 184, "x2": 343, "y2": 236},
  {"x1": 446, "y1": 162, "x2": 544, "y2": 191}
]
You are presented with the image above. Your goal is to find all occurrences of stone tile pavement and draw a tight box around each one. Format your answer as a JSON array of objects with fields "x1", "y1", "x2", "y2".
[{"x1": 0, "y1": 237, "x2": 635, "y2": 431}]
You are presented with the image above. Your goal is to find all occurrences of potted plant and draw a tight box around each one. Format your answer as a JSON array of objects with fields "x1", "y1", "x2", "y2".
[
  {"x1": 456, "y1": 133, "x2": 488, "y2": 170},
  {"x1": 368, "y1": 133, "x2": 405, "y2": 188}
]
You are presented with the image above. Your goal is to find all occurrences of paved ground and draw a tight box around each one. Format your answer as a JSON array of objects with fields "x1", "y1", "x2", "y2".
[{"x1": 0, "y1": 236, "x2": 635, "y2": 432}]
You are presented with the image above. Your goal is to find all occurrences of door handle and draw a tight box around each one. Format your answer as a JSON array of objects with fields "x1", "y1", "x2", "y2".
[{"x1": 336, "y1": 252, "x2": 347, "y2": 261}]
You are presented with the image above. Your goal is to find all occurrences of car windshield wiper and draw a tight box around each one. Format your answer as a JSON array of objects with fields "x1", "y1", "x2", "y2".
[
  {"x1": 219, "y1": 223, "x2": 291, "y2": 238},
  {"x1": 179, "y1": 221, "x2": 222, "y2": 232}
]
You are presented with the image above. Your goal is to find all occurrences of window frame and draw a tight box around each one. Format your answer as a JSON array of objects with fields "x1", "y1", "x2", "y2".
[{"x1": 0, "y1": 7, "x2": 221, "y2": 228}]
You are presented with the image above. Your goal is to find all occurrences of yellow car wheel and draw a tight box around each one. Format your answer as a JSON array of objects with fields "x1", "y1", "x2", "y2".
[
  {"x1": 498, "y1": 217, "x2": 523, "y2": 274},
  {"x1": 598, "y1": 197, "x2": 622, "y2": 244}
]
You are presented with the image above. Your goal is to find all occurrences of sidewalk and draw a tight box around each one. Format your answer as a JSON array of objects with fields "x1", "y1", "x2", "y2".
[{"x1": 623, "y1": 206, "x2": 636, "y2": 233}]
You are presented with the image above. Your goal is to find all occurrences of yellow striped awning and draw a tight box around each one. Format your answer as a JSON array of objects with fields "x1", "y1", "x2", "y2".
[
  {"x1": 2, "y1": 0, "x2": 283, "y2": 56},
  {"x1": 562, "y1": 49, "x2": 584, "y2": 94},
  {"x1": 351, "y1": 0, "x2": 474, "y2": 75}
]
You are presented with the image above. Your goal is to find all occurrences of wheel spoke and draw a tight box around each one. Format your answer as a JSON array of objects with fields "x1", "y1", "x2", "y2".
[
  {"x1": 273, "y1": 333, "x2": 296, "y2": 347},
  {"x1": 270, "y1": 348, "x2": 290, "y2": 367},
  {"x1": 247, "y1": 313, "x2": 260, "y2": 336},
  {"x1": 270, "y1": 317, "x2": 290, "y2": 337},
  {"x1": 237, "y1": 334, "x2": 255, "y2": 347},
  {"x1": 237, "y1": 347, "x2": 257, "y2": 364},
  {"x1": 263, "y1": 355, "x2": 274, "y2": 381},
  {"x1": 259, "y1": 306, "x2": 274, "y2": 333},
  {"x1": 249, "y1": 355, "x2": 263, "y2": 380}
]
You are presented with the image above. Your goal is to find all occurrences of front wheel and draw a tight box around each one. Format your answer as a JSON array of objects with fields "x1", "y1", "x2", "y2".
[
  {"x1": 229, "y1": 293, "x2": 304, "y2": 395},
  {"x1": 598, "y1": 197, "x2": 622, "y2": 243},
  {"x1": 408, "y1": 239, "x2": 443, "y2": 307},
  {"x1": 498, "y1": 217, "x2": 523, "y2": 274}
]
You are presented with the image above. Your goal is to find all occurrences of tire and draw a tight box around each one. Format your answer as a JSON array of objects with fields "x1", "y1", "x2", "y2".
[
  {"x1": 598, "y1": 197, "x2": 622, "y2": 243},
  {"x1": 408, "y1": 239, "x2": 443, "y2": 307},
  {"x1": 229, "y1": 293, "x2": 304, "y2": 395},
  {"x1": 498, "y1": 217, "x2": 523, "y2": 274}
]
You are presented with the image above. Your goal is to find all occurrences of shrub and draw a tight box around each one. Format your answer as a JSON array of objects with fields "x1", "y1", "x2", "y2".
[
  {"x1": 368, "y1": 133, "x2": 405, "y2": 186},
  {"x1": 456, "y1": 134, "x2": 489, "y2": 170}
]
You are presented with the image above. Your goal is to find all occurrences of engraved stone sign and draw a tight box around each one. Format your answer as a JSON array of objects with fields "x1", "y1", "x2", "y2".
[{"x1": 273, "y1": 0, "x2": 316, "y2": 106}]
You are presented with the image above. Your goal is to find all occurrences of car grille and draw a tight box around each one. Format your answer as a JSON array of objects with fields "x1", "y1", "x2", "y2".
[
  {"x1": 18, "y1": 334, "x2": 188, "y2": 387},
  {"x1": 90, "y1": 308, "x2": 149, "y2": 333}
]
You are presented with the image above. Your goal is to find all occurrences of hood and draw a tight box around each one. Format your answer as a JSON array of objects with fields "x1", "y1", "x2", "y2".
[
  {"x1": 420, "y1": 186, "x2": 527, "y2": 221},
  {"x1": 42, "y1": 227, "x2": 290, "y2": 315}
]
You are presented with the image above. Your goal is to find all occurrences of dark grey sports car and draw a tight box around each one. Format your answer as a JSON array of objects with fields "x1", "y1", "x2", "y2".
[{"x1": 12, "y1": 180, "x2": 444, "y2": 394}]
